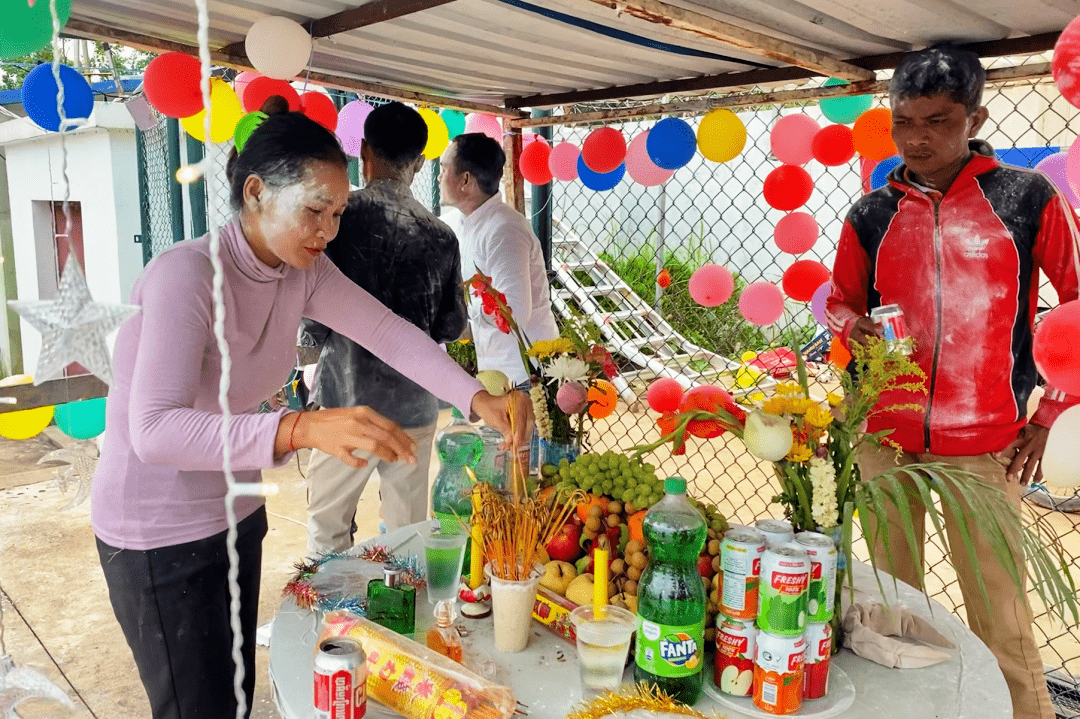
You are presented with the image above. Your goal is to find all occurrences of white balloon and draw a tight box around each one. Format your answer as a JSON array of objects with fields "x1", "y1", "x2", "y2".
[
  {"x1": 1042, "y1": 404, "x2": 1080, "y2": 488},
  {"x1": 245, "y1": 16, "x2": 312, "y2": 80}
]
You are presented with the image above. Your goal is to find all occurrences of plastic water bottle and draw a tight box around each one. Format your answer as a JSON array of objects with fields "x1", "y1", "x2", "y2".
[
  {"x1": 430, "y1": 409, "x2": 483, "y2": 532},
  {"x1": 634, "y1": 476, "x2": 708, "y2": 705}
]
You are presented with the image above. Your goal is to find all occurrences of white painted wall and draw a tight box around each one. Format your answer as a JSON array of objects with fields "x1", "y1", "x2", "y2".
[{"x1": 0, "y1": 103, "x2": 143, "y2": 378}]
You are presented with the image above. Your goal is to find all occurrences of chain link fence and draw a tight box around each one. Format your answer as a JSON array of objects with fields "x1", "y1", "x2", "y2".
[{"x1": 544, "y1": 50, "x2": 1080, "y2": 716}]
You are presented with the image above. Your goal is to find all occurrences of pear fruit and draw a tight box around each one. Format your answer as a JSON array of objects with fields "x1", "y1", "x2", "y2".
[
  {"x1": 565, "y1": 574, "x2": 595, "y2": 606},
  {"x1": 611, "y1": 592, "x2": 638, "y2": 614},
  {"x1": 539, "y1": 561, "x2": 577, "y2": 597}
]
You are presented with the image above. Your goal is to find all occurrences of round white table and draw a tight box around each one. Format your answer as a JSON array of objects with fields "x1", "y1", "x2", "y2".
[{"x1": 268, "y1": 523, "x2": 1010, "y2": 719}]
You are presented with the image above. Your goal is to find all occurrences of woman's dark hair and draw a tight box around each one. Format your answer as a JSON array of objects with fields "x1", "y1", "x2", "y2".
[
  {"x1": 364, "y1": 101, "x2": 427, "y2": 168},
  {"x1": 450, "y1": 132, "x2": 505, "y2": 196},
  {"x1": 225, "y1": 97, "x2": 349, "y2": 210},
  {"x1": 890, "y1": 44, "x2": 986, "y2": 114}
]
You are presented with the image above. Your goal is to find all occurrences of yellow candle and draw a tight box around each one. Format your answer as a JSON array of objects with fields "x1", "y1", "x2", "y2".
[
  {"x1": 593, "y1": 548, "x2": 609, "y2": 612},
  {"x1": 469, "y1": 485, "x2": 484, "y2": 590}
]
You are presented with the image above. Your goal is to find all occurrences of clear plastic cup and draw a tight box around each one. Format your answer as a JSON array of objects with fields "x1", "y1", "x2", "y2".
[{"x1": 569, "y1": 605, "x2": 636, "y2": 695}]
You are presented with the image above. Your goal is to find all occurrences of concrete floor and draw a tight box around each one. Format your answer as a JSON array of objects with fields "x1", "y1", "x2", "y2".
[{"x1": 0, "y1": 425, "x2": 396, "y2": 719}]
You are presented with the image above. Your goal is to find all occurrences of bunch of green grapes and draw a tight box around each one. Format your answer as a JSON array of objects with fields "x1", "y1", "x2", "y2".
[{"x1": 554, "y1": 451, "x2": 665, "y2": 511}]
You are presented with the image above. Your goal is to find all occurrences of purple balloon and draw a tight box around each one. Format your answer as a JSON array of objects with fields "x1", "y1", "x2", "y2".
[
  {"x1": 811, "y1": 281, "x2": 831, "y2": 325},
  {"x1": 1036, "y1": 151, "x2": 1080, "y2": 207},
  {"x1": 337, "y1": 101, "x2": 374, "y2": 157}
]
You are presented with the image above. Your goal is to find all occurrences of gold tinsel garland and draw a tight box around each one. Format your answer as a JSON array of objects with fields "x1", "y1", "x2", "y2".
[{"x1": 564, "y1": 683, "x2": 718, "y2": 719}]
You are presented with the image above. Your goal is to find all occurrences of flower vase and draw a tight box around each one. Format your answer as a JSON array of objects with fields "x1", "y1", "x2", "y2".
[
  {"x1": 818, "y1": 523, "x2": 849, "y2": 654},
  {"x1": 538, "y1": 438, "x2": 579, "y2": 467}
]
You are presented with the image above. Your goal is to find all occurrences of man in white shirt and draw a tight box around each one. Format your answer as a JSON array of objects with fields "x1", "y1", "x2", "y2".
[{"x1": 438, "y1": 133, "x2": 559, "y2": 386}]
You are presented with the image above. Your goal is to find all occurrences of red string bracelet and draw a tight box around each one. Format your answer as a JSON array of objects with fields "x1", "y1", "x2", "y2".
[{"x1": 288, "y1": 411, "x2": 303, "y2": 453}]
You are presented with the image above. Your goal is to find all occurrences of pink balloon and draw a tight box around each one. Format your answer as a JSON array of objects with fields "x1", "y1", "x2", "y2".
[
  {"x1": 464, "y1": 113, "x2": 502, "y2": 141},
  {"x1": 739, "y1": 282, "x2": 785, "y2": 326},
  {"x1": 1035, "y1": 153, "x2": 1079, "y2": 207},
  {"x1": 811, "y1": 282, "x2": 831, "y2": 325},
  {"x1": 771, "y1": 114, "x2": 821, "y2": 166},
  {"x1": 549, "y1": 142, "x2": 580, "y2": 181},
  {"x1": 337, "y1": 101, "x2": 374, "y2": 157},
  {"x1": 774, "y1": 212, "x2": 819, "y2": 254},
  {"x1": 233, "y1": 71, "x2": 259, "y2": 104},
  {"x1": 625, "y1": 131, "x2": 674, "y2": 187},
  {"x1": 688, "y1": 264, "x2": 735, "y2": 307}
]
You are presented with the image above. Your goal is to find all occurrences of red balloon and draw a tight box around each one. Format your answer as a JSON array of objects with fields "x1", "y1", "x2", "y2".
[
  {"x1": 243, "y1": 77, "x2": 300, "y2": 113},
  {"x1": 646, "y1": 378, "x2": 684, "y2": 413},
  {"x1": 519, "y1": 140, "x2": 553, "y2": 185},
  {"x1": 1054, "y1": 16, "x2": 1080, "y2": 109},
  {"x1": 812, "y1": 125, "x2": 855, "y2": 166},
  {"x1": 581, "y1": 127, "x2": 626, "y2": 174},
  {"x1": 143, "y1": 52, "x2": 203, "y2": 119},
  {"x1": 782, "y1": 260, "x2": 831, "y2": 302},
  {"x1": 763, "y1": 165, "x2": 814, "y2": 211},
  {"x1": 1034, "y1": 300, "x2": 1080, "y2": 395},
  {"x1": 688, "y1": 264, "x2": 734, "y2": 307},
  {"x1": 774, "y1": 212, "x2": 819, "y2": 254},
  {"x1": 679, "y1": 385, "x2": 744, "y2": 438},
  {"x1": 299, "y1": 92, "x2": 338, "y2": 131}
]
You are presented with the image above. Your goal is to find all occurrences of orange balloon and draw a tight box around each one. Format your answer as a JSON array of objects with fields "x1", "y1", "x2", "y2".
[
  {"x1": 852, "y1": 108, "x2": 897, "y2": 162},
  {"x1": 829, "y1": 336, "x2": 853, "y2": 369},
  {"x1": 587, "y1": 379, "x2": 618, "y2": 419}
]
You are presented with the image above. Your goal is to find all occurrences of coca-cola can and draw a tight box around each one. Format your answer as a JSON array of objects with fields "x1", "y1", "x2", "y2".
[
  {"x1": 870, "y1": 304, "x2": 913, "y2": 355},
  {"x1": 315, "y1": 637, "x2": 367, "y2": 719}
]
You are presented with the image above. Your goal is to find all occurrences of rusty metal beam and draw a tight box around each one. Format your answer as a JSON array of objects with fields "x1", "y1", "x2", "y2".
[
  {"x1": 509, "y1": 62, "x2": 1052, "y2": 129},
  {"x1": 579, "y1": 0, "x2": 874, "y2": 82},
  {"x1": 0, "y1": 375, "x2": 108, "y2": 415},
  {"x1": 63, "y1": 18, "x2": 523, "y2": 118}
]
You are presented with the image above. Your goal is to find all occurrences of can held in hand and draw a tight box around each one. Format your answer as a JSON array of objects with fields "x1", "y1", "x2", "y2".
[
  {"x1": 715, "y1": 616, "x2": 758, "y2": 696},
  {"x1": 754, "y1": 631, "x2": 806, "y2": 715},
  {"x1": 757, "y1": 546, "x2": 810, "y2": 636},
  {"x1": 720, "y1": 526, "x2": 766, "y2": 620},
  {"x1": 870, "y1": 304, "x2": 913, "y2": 355},
  {"x1": 803, "y1": 621, "x2": 833, "y2": 700},
  {"x1": 755, "y1": 519, "x2": 795, "y2": 550},
  {"x1": 793, "y1": 532, "x2": 837, "y2": 623},
  {"x1": 315, "y1": 637, "x2": 367, "y2": 719}
]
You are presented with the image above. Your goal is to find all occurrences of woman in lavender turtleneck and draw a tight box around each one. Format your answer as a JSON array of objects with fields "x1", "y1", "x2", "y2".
[{"x1": 91, "y1": 106, "x2": 526, "y2": 719}]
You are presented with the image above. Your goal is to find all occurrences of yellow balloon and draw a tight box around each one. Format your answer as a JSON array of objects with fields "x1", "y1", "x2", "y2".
[
  {"x1": 182, "y1": 78, "x2": 244, "y2": 143},
  {"x1": 697, "y1": 108, "x2": 747, "y2": 163},
  {"x1": 0, "y1": 374, "x2": 54, "y2": 440},
  {"x1": 419, "y1": 107, "x2": 449, "y2": 160}
]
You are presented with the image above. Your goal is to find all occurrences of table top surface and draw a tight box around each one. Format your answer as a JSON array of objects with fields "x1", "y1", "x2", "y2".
[{"x1": 268, "y1": 523, "x2": 1010, "y2": 719}]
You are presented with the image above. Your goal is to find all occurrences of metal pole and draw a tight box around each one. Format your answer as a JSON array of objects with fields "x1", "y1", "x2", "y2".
[
  {"x1": 185, "y1": 134, "x2": 207, "y2": 238},
  {"x1": 166, "y1": 118, "x2": 185, "y2": 246},
  {"x1": 654, "y1": 184, "x2": 667, "y2": 309},
  {"x1": 531, "y1": 109, "x2": 552, "y2": 270}
]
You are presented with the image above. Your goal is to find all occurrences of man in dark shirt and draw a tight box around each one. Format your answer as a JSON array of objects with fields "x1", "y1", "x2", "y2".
[{"x1": 300, "y1": 102, "x2": 466, "y2": 553}]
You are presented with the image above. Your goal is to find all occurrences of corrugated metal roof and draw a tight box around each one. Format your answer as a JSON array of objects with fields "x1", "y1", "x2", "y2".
[{"x1": 63, "y1": 0, "x2": 1077, "y2": 105}]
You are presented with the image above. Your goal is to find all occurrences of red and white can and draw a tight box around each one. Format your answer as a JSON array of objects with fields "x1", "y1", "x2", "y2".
[
  {"x1": 715, "y1": 616, "x2": 758, "y2": 696},
  {"x1": 870, "y1": 304, "x2": 913, "y2": 355},
  {"x1": 315, "y1": 637, "x2": 367, "y2": 719},
  {"x1": 754, "y1": 631, "x2": 806, "y2": 715},
  {"x1": 754, "y1": 519, "x2": 795, "y2": 550},
  {"x1": 719, "y1": 525, "x2": 766, "y2": 620},
  {"x1": 802, "y1": 621, "x2": 833, "y2": 700}
]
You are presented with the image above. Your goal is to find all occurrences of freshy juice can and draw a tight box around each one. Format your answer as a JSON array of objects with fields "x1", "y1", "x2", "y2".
[
  {"x1": 754, "y1": 631, "x2": 806, "y2": 715},
  {"x1": 757, "y1": 546, "x2": 810, "y2": 636},
  {"x1": 793, "y1": 532, "x2": 837, "y2": 623},
  {"x1": 803, "y1": 621, "x2": 833, "y2": 700},
  {"x1": 715, "y1": 616, "x2": 758, "y2": 696},
  {"x1": 755, "y1": 519, "x2": 795, "y2": 550},
  {"x1": 315, "y1": 637, "x2": 367, "y2": 719},
  {"x1": 870, "y1": 304, "x2": 913, "y2": 355},
  {"x1": 719, "y1": 526, "x2": 766, "y2": 620}
]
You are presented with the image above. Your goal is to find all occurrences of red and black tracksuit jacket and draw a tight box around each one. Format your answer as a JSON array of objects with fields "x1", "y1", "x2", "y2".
[{"x1": 827, "y1": 142, "x2": 1080, "y2": 456}]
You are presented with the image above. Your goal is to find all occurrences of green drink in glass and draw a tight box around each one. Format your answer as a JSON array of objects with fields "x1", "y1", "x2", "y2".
[{"x1": 421, "y1": 527, "x2": 468, "y2": 605}]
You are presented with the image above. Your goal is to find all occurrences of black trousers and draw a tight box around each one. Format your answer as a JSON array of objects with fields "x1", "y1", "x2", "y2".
[{"x1": 96, "y1": 507, "x2": 268, "y2": 719}]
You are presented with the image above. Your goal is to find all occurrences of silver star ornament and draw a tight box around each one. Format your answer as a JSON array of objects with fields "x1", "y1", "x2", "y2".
[
  {"x1": 0, "y1": 654, "x2": 74, "y2": 717},
  {"x1": 8, "y1": 254, "x2": 138, "y2": 387},
  {"x1": 40, "y1": 442, "x2": 99, "y2": 509}
]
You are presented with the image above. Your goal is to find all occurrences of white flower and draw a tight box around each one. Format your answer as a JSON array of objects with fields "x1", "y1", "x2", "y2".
[
  {"x1": 809, "y1": 456, "x2": 839, "y2": 529},
  {"x1": 530, "y1": 383, "x2": 552, "y2": 440},
  {"x1": 544, "y1": 356, "x2": 589, "y2": 386}
]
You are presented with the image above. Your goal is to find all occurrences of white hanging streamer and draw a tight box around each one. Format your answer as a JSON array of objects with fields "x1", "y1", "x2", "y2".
[
  {"x1": 192, "y1": 1, "x2": 248, "y2": 716},
  {"x1": 49, "y1": 0, "x2": 74, "y2": 250}
]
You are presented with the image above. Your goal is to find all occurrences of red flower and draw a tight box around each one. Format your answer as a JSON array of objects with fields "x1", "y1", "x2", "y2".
[
  {"x1": 657, "y1": 268, "x2": 671, "y2": 289},
  {"x1": 494, "y1": 313, "x2": 511, "y2": 334},
  {"x1": 586, "y1": 345, "x2": 619, "y2": 378},
  {"x1": 656, "y1": 411, "x2": 686, "y2": 455}
]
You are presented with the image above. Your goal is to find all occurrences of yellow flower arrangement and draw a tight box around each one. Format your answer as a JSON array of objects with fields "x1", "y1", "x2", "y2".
[{"x1": 527, "y1": 338, "x2": 575, "y2": 358}]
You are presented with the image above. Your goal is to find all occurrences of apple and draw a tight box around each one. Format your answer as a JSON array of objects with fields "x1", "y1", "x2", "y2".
[
  {"x1": 575, "y1": 555, "x2": 593, "y2": 576},
  {"x1": 611, "y1": 592, "x2": 639, "y2": 614},
  {"x1": 539, "y1": 561, "x2": 577, "y2": 597},
  {"x1": 565, "y1": 574, "x2": 595, "y2": 606},
  {"x1": 697, "y1": 555, "x2": 713, "y2": 578},
  {"x1": 546, "y1": 521, "x2": 583, "y2": 562}
]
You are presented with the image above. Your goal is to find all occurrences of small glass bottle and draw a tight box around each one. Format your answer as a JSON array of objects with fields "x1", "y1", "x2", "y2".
[
  {"x1": 426, "y1": 600, "x2": 463, "y2": 663},
  {"x1": 365, "y1": 564, "x2": 416, "y2": 635}
]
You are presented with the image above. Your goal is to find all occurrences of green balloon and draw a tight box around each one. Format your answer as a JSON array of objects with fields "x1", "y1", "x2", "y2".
[
  {"x1": 54, "y1": 396, "x2": 106, "y2": 440},
  {"x1": 441, "y1": 109, "x2": 466, "y2": 140},
  {"x1": 234, "y1": 111, "x2": 267, "y2": 153},
  {"x1": 820, "y1": 78, "x2": 874, "y2": 125},
  {"x1": 1, "y1": 0, "x2": 73, "y2": 60}
]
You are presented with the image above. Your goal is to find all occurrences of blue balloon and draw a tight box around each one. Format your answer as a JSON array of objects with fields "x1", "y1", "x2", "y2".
[
  {"x1": 21, "y1": 63, "x2": 94, "y2": 132},
  {"x1": 870, "y1": 155, "x2": 903, "y2": 190},
  {"x1": 577, "y1": 155, "x2": 624, "y2": 191},
  {"x1": 646, "y1": 117, "x2": 696, "y2": 170}
]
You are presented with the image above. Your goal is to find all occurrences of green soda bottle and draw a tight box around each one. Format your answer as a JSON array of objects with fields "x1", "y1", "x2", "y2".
[
  {"x1": 634, "y1": 477, "x2": 708, "y2": 705},
  {"x1": 430, "y1": 409, "x2": 483, "y2": 533}
]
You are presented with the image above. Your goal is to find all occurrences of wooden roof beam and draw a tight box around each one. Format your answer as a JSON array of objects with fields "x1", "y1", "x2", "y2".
[{"x1": 579, "y1": 0, "x2": 874, "y2": 82}]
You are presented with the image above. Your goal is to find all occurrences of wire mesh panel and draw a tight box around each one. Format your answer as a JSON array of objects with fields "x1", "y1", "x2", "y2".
[
  {"x1": 547, "y1": 51, "x2": 1080, "y2": 715},
  {"x1": 134, "y1": 110, "x2": 178, "y2": 264}
]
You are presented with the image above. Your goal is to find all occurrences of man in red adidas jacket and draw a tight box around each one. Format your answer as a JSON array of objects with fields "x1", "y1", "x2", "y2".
[{"x1": 827, "y1": 45, "x2": 1079, "y2": 719}]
